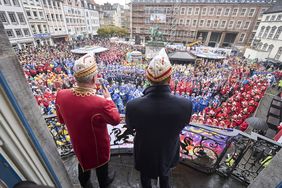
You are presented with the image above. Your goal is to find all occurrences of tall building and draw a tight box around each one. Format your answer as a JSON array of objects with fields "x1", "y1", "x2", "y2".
[
  {"x1": 131, "y1": 0, "x2": 273, "y2": 49},
  {"x1": 244, "y1": 1, "x2": 282, "y2": 62},
  {"x1": 84, "y1": 0, "x2": 100, "y2": 36},
  {"x1": 0, "y1": 0, "x2": 34, "y2": 49},
  {"x1": 112, "y1": 3, "x2": 123, "y2": 27},
  {"x1": 1, "y1": 0, "x2": 101, "y2": 47},
  {"x1": 122, "y1": 6, "x2": 130, "y2": 30},
  {"x1": 99, "y1": 3, "x2": 114, "y2": 26},
  {"x1": 99, "y1": 3, "x2": 124, "y2": 27},
  {"x1": 21, "y1": 0, "x2": 51, "y2": 45},
  {"x1": 41, "y1": 0, "x2": 68, "y2": 43},
  {"x1": 63, "y1": 0, "x2": 87, "y2": 39}
]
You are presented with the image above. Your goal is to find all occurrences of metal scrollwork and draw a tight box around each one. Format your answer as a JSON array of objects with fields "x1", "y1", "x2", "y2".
[{"x1": 218, "y1": 134, "x2": 281, "y2": 184}]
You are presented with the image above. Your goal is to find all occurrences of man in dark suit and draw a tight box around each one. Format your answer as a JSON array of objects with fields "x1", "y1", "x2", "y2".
[{"x1": 125, "y1": 49, "x2": 193, "y2": 188}]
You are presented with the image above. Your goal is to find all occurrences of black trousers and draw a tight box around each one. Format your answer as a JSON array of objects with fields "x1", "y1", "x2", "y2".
[
  {"x1": 78, "y1": 162, "x2": 109, "y2": 188},
  {"x1": 140, "y1": 173, "x2": 171, "y2": 188}
]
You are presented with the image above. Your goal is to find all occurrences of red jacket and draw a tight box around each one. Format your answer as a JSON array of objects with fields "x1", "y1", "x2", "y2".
[{"x1": 56, "y1": 89, "x2": 120, "y2": 170}]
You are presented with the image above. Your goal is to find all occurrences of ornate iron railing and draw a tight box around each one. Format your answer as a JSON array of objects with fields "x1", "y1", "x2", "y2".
[
  {"x1": 217, "y1": 132, "x2": 281, "y2": 184},
  {"x1": 43, "y1": 115, "x2": 282, "y2": 184}
]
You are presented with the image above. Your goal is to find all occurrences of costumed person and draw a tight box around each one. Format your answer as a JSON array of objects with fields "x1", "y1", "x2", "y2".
[
  {"x1": 125, "y1": 48, "x2": 193, "y2": 188},
  {"x1": 55, "y1": 53, "x2": 121, "y2": 188}
]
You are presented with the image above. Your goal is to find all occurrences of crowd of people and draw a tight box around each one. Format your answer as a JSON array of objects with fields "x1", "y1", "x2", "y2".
[
  {"x1": 17, "y1": 38, "x2": 280, "y2": 130},
  {"x1": 14, "y1": 36, "x2": 282, "y2": 188}
]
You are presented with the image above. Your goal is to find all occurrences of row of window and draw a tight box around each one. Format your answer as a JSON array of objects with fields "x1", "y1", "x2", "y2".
[
  {"x1": 144, "y1": 6, "x2": 266, "y2": 17},
  {"x1": 85, "y1": 11, "x2": 99, "y2": 17},
  {"x1": 180, "y1": 19, "x2": 251, "y2": 29},
  {"x1": 26, "y1": 9, "x2": 45, "y2": 20},
  {"x1": 167, "y1": 31, "x2": 197, "y2": 38},
  {"x1": 15, "y1": 0, "x2": 95, "y2": 12},
  {"x1": 256, "y1": 44, "x2": 282, "y2": 60},
  {"x1": 258, "y1": 26, "x2": 282, "y2": 40},
  {"x1": 5, "y1": 28, "x2": 30, "y2": 38},
  {"x1": 30, "y1": 24, "x2": 48, "y2": 34},
  {"x1": 64, "y1": 0, "x2": 97, "y2": 10},
  {"x1": 67, "y1": 27, "x2": 87, "y2": 34},
  {"x1": 65, "y1": 0, "x2": 82, "y2": 8},
  {"x1": 256, "y1": 43, "x2": 274, "y2": 51},
  {"x1": 22, "y1": 0, "x2": 41, "y2": 6},
  {"x1": 135, "y1": 27, "x2": 247, "y2": 43},
  {"x1": 66, "y1": 8, "x2": 83, "y2": 16},
  {"x1": 265, "y1": 14, "x2": 282, "y2": 22},
  {"x1": 42, "y1": 0, "x2": 61, "y2": 9},
  {"x1": 144, "y1": 18, "x2": 252, "y2": 30},
  {"x1": 0, "y1": 0, "x2": 20, "y2": 6},
  {"x1": 86, "y1": 19, "x2": 99, "y2": 25},
  {"x1": 46, "y1": 13, "x2": 64, "y2": 22},
  {"x1": 0, "y1": 11, "x2": 26, "y2": 24},
  {"x1": 66, "y1": 17, "x2": 85, "y2": 24}
]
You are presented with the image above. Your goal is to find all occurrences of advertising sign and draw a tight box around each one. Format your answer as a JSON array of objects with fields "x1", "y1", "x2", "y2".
[{"x1": 150, "y1": 14, "x2": 166, "y2": 23}]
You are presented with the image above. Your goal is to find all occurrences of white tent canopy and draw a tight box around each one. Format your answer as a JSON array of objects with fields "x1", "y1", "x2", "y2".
[{"x1": 71, "y1": 46, "x2": 108, "y2": 55}]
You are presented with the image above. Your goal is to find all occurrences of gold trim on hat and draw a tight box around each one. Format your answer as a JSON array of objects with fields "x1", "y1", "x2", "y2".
[
  {"x1": 146, "y1": 68, "x2": 173, "y2": 82},
  {"x1": 74, "y1": 64, "x2": 98, "y2": 78}
]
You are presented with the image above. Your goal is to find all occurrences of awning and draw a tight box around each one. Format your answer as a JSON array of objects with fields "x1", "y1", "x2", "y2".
[
  {"x1": 168, "y1": 51, "x2": 196, "y2": 61},
  {"x1": 71, "y1": 46, "x2": 108, "y2": 55}
]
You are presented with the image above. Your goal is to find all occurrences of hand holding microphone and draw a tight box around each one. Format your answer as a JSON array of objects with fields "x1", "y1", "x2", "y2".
[{"x1": 98, "y1": 78, "x2": 111, "y2": 99}]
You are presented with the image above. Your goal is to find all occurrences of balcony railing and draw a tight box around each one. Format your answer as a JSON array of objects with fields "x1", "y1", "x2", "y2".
[{"x1": 44, "y1": 115, "x2": 281, "y2": 184}]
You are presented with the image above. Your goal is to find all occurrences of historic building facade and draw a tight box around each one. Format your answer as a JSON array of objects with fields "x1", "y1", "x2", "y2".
[
  {"x1": 0, "y1": 0, "x2": 34, "y2": 49},
  {"x1": 131, "y1": 0, "x2": 273, "y2": 49},
  {"x1": 244, "y1": 1, "x2": 282, "y2": 62},
  {"x1": 99, "y1": 3, "x2": 124, "y2": 27},
  {"x1": 84, "y1": 0, "x2": 100, "y2": 36},
  {"x1": 62, "y1": 0, "x2": 87, "y2": 38},
  {"x1": 1, "y1": 0, "x2": 101, "y2": 47},
  {"x1": 21, "y1": 0, "x2": 51, "y2": 45},
  {"x1": 41, "y1": 0, "x2": 68, "y2": 43}
]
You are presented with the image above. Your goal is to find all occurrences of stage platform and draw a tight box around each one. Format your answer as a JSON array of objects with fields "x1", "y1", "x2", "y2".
[{"x1": 63, "y1": 154, "x2": 247, "y2": 188}]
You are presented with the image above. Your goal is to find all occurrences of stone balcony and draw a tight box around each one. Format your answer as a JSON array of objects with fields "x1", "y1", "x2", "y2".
[{"x1": 63, "y1": 154, "x2": 247, "y2": 188}]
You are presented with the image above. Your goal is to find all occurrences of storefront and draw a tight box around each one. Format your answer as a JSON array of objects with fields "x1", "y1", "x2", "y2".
[{"x1": 33, "y1": 33, "x2": 51, "y2": 46}]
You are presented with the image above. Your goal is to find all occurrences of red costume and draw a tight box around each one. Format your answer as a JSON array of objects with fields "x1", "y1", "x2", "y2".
[{"x1": 56, "y1": 89, "x2": 120, "y2": 170}]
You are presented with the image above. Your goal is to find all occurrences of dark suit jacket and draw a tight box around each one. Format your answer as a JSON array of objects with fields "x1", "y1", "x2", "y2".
[{"x1": 125, "y1": 85, "x2": 192, "y2": 178}]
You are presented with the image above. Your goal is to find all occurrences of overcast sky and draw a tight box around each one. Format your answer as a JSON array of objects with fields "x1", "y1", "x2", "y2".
[{"x1": 95, "y1": 0, "x2": 131, "y2": 6}]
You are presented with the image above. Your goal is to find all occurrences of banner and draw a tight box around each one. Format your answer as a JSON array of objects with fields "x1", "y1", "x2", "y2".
[{"x1": 150, "y1": 14, "x2": 166, "y2": 23}]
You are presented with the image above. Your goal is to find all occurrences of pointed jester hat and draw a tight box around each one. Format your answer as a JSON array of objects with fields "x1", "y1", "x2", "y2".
[{"x1": 146, "y1": 48, "x2": 173, "y2": 83}]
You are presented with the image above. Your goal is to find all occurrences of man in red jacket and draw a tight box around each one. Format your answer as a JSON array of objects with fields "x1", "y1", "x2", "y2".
[{"x1": 56, "y1": 53, "x2": 120, "y2": 188}]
